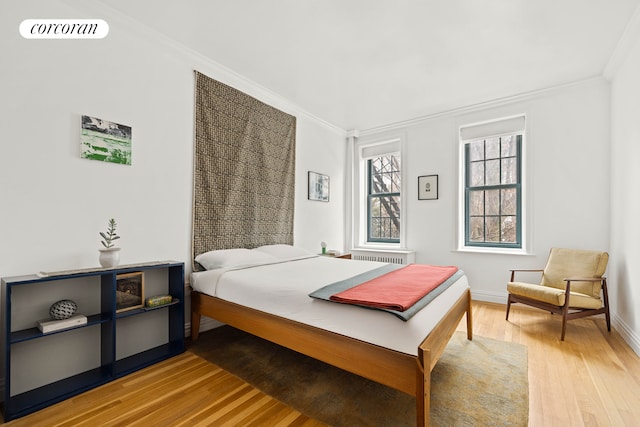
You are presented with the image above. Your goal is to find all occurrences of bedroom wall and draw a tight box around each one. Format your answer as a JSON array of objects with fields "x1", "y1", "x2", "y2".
[
  {"x1": 609, "y1": 19, "x2": 640, "y2": 354},
  {"x1": 0, "y1": 0, "x2": 346, "y2": 281},
  {"x1": 358, "y1": 78, "x2": 611, "y2": 304}
]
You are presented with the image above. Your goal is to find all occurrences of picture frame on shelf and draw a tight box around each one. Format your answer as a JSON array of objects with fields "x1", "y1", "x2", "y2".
[
  {"x1": 308, "y1": 171, "x2": 330, "y2": 202},
  {"x1": 418, "y1": 174, "x2": 439, "y2": 200},
  {"x1": 116, "y1": 271, "x2": 144, "y2": 312}
]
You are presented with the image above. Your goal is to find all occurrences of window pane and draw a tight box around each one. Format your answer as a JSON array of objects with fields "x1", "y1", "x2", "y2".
[
  {"x1": 485, "y1": 216, "x2": 500, "y2": 242},
  {"x1": 486, "y1": 190, "x2": 500, "y2": 215},
  {"x1": 501, "y1": 216, "x2": 517, "y2": 242},
  {"x1": 501, "y1": 135, "x2": 516, "y2": 157},
  {"x1": 369, "y1": 195, "x2": 400, "y2": 240},
  {"x1": 501, "y1": 188, "x2": 517, "y2": 215},
  {"x1": 470, "y1": 162, "x2": 484, "y2": 186},
  {"x1": 485, "y1": 159, "x2": 500, "y2": 185},
  {"x1": 469, "y1": 140, "x2": 484, "y2": 161},
  {"x1": 486, "y1": 138, "x2": 500, "y2": 159},
  {"x1": 370, "y1": 197, "x2": 381, "y2": 216},
  {"x1": 501, "y1": 158, "x2": 517, "y2": 184},
  {"x1": 370, "y1": 217, "x2": 381, "y2": 238},
  {"x1": 469, "y1": 217, "x2": 484, "y2": 241},
  {"x1": 469, "y1": 190, "x2": 484, "y2": 216},
  {"x1": 370, "y1": 154, "x2": 401, "y2": 195}
]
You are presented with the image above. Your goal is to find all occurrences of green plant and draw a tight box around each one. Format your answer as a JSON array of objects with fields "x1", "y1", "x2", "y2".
[{"x1": 100, "y1": 218, "x2": 120, "y2": 248}]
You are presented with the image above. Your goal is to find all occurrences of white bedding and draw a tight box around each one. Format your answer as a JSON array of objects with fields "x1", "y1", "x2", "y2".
[{"x1": 191, "y1": 255, "x2": 469, "y2": 356}]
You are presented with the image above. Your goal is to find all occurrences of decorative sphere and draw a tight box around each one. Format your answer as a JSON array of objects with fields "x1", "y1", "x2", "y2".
[{"x1": 49, "y1": 299, "x2": 78, "y2": 320}]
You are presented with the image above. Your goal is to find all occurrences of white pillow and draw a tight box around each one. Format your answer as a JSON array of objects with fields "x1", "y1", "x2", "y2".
[
  {"x1": 195, "y1": 248, "x2": 277, "y2": 270},
  {"x1": 252, "y1": 244, "x2": 314, "y2": 260}
]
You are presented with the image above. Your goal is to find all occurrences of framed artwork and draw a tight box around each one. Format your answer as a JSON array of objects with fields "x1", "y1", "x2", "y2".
[
  {"x1": 308, "y1": 171, "x2": 330, "y2": 202},
  {"x1": 116, "y1": 272, "x2": 144, "y2": 312},
  {"x1": 81, "y1": 115, "x2": 132, "y2": 165},
  {"x1": 418, "y1": 175, "x2": 439, "y2": 200}
]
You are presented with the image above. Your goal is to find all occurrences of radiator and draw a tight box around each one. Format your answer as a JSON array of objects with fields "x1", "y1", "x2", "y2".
[{"x1": 350, "y1": 249, "x2": 416, "y2": 265}]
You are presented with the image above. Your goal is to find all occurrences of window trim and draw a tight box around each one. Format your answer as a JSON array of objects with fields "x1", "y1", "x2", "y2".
[{"x1": 354, "y1": 134, "x2": 407, "y2": 249}]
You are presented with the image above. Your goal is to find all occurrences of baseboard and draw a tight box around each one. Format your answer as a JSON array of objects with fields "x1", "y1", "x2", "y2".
[
  {"x1": 612, "y1": 313, "x2": 640, "y2": 357},
  {"x1": 472, "y1": 289, "x2": 640, "y2": 357},
  {"x1": 470, "y1": 289, "x2": 507, "y2": 305}
]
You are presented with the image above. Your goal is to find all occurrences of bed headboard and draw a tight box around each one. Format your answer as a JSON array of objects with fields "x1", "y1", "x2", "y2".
[{"x1": 192, "y1": 71, "x2": 296, "y2": 270}]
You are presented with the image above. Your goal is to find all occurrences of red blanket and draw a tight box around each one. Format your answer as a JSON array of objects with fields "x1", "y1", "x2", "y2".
[{"x1": 329, "y1": 264, "x2": 459, "y2": 311}]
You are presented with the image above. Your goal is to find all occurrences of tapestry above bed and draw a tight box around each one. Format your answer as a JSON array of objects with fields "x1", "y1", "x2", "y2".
[{"x1": 193, "y1": 71, "x2": 297, "y2": 270}]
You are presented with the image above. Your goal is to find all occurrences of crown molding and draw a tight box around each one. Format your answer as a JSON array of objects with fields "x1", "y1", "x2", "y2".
[
  {"x1": 604, "y1": 3, "x2": 640, "y2": 80},
  {"x1": 59, "y1": 0, "x2": 347, "y2": 136},
  {"x1": 359, "y1": 76, "x2": 608, "y2": 136}
]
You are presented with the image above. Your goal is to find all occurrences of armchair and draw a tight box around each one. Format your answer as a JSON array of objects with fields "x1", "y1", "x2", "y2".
[{"x1": 506, "y1": 247, "x2": 611, "y2": 340}]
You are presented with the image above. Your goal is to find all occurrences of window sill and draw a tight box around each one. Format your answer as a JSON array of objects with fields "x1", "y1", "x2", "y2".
[
  {"x1": 353, "y1": 246, "x2": 414, "y2": 254},
  {"x1": 454, "y1": 246, "x2": 534, "y2": 256}
]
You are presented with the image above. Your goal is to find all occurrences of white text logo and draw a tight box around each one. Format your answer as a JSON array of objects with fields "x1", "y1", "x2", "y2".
[{"x1": 20, "y1": 19, "x2": 109, "y2": 39}]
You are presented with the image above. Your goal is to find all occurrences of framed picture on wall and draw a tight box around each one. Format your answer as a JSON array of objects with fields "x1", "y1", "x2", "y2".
[
  {"x1": 116, "y1": 272, "x2": 144, "y2": 312},
  {"x1": 308, "y1": 171, "x2": 330, "y2": 202},
  {"x1": 418, "y1": 175, "x2": 439, "y2": 200},
  {"x1": 81, "y1": 115, "x2": 132, "y2": 165}
]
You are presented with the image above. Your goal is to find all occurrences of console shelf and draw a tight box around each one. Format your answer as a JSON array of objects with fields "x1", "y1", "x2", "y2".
[{"x1": 1, "y1": 261, "x2": 185, "y2": 421}]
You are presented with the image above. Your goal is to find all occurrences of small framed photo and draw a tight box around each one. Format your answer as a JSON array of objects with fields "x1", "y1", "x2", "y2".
[
  {"x1": 308, "y1": 171, "x2": 330, "y2": 202},
  {"x1": 418, "y1": 175, "x2": 439, "y2": 200},
  {"x1": 116, "y1": 272, "x2": 144, "y2": 312}
]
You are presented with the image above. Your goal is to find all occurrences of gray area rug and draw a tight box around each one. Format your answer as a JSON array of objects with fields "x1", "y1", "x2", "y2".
[{"x1": 188, "y1": 326, "x2": 528, "y2": 426}]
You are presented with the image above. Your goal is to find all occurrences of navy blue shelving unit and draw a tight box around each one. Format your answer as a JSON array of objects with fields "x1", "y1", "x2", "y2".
[{"x1": 1, "y1": 261, "x2": 185, "y2": 421}]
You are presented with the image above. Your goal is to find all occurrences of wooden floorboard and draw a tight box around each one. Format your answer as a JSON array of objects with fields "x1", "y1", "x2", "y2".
[
  {"x1": 2, "y1": 301, "x2": 640, "y2": 426},
  {"x1": 474, "y1": 301, "x2": 640, "y2": 427}
]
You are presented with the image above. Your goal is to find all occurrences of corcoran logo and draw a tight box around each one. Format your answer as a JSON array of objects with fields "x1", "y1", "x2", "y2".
[{"x1": 20, "y1": 19, "x2": 109, "y2": 39}]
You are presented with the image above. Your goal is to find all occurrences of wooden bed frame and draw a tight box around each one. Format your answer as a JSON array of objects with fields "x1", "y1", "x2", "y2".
[{"x1": 191, "y1": 287, "x2": 472, "y2": 426}]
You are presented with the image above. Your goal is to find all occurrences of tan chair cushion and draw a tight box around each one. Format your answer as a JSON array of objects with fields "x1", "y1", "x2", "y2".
[
  {"x1": 507, "y1": 281, "x2": 603, "y2": 309},
  {"x1": 540, "y1": 248, "x2": 608, "y2": 298}
]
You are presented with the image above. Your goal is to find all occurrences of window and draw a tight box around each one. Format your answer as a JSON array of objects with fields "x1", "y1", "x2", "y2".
[
  {"x1": 465, "y1": 135, "x2": 521, "y2": 247},
  {"x1": 368, "y1": 154, "x2": 401, "y2": 243},
  {"x1": 459, "y1": 115, "x2": 525, "y2": 251}
]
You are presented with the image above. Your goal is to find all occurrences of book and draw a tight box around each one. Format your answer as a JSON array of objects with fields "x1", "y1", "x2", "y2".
[{"x1": 37, "y1": 314, "x2": 87, "y2": 333}]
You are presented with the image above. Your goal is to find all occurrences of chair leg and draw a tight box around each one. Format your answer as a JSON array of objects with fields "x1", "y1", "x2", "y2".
[
  {"x1": 602, "y1": 279, "x2": 611, "y2": 332},
  {"x1": 506, "y1": 294, "x2": 512, "y2": 320},
  {"x1": 560, "y1": 306, "x2": 569, "y2": 341}
]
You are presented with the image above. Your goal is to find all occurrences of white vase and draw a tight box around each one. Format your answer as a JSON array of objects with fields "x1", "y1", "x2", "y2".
[{"x1": 99, "y1": 247, "x2": 121, "y2": 268}]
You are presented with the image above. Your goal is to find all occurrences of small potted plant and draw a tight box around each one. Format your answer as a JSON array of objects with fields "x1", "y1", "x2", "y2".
[{"x1": 98, "y1": 218, "x2": 121, "y2": 268}]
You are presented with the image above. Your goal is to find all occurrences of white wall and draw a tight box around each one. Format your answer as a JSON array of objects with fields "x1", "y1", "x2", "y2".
[
  {"x1": 0, "y1": 0, "x2": 346, "y2": 279},
  {"x1": 609, "y1": 20, "x2": 640, "y2": 353},
  {"x1": 360, "y1": 78, "x2": 611, "y2": 303}
]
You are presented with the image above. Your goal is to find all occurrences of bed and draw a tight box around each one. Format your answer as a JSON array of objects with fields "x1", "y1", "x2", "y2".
[{"x1": 190, "y1": 246, "x2": 472, "y2": 426}]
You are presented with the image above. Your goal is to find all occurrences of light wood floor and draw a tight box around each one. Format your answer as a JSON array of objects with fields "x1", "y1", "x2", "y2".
[{"x1": 3, "y1": 301, "x2": 640, "y2": 426}]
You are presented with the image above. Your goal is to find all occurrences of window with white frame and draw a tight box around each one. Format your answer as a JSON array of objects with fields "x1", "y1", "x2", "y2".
[
  {"x1": 356, "y1": 137, "x2": 404, "y2": 246},
  {"x1": 459, "y1": 115, "x2": 525, "y2": 250}
]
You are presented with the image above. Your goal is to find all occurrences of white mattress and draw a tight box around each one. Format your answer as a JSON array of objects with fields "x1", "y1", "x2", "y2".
[{"x1": 191, "y1": 256, "x2": 469, "y2": 356}]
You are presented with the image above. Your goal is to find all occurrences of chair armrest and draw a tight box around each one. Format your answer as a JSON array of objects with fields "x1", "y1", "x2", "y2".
[
  {"x1": 509, "y1": 269, "x2": 544, "y2": 281},
  {"x1": 563, "y1": 277, "x2": 606, "y2": 282}
]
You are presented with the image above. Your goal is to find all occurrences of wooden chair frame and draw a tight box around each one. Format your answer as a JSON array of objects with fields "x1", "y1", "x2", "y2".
[{"x1": 506, "y1": 269, "x2": 611, "y2": 340}]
